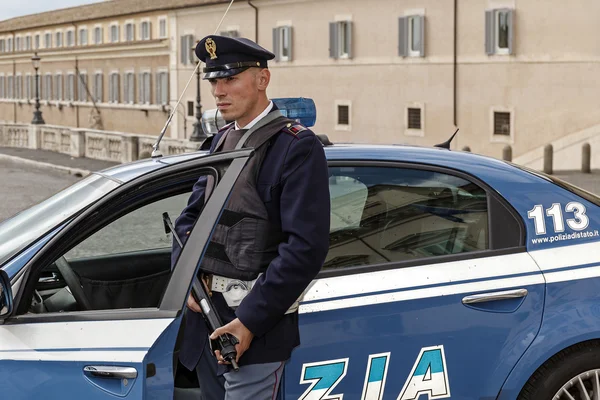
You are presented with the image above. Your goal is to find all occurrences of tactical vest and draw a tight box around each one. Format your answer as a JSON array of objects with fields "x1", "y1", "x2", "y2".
[{"x1": 200, "y1": 114, "x2": 295, "y2": 281}]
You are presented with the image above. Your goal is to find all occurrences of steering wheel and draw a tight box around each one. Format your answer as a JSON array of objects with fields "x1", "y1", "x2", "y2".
[{"x1": 54, "y1": 256, "x2": 93, "y2": 311}]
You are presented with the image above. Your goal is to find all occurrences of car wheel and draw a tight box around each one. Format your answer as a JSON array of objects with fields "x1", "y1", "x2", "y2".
[{"x1": 518, "y1": 341, "x2": 600, "y2": 400}]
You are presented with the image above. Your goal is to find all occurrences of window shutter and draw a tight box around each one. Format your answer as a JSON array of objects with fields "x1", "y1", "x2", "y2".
[
  {"x1": 138, "y1": 73, "x2": 143, "y2": 103},
  {"x1": 507, "y1": 9, "x2": 514, "y2": 55},
  {"x1": 155, "y1": 73, "x2": 161, "y2": 104},
  {"x1": 398, "y1": 17, "x2": 408, "y2": 57},
  {"x1": 148, "y1": 22, "x2": 152, "y2": 40},
  {"x1": 273, "y1": 27, "x2": 281, "y2": 62},
  {"x1": 162, "y1": 73, "x2": 168, "y2": 104},
  {"x1": 345, "y1": 21, "x2": 353, "y2": 59},
  {"x1": 419, "y1": 15, "x2": 426, "y2": 57},
  {"x1": 329, "y1": 22, "x2": 338, "y2": 59},
  {"x1": 287, "y1": 26, "x2": 294, "y2": 61},
  {"x1": 180, "y1": 36, "x2": 187, "y2": 64},
  {"x1": 485, "y1": 10, "x2": 495, "y2": 55},
  {"x1": 146, "y1": 73, "x2": 152, "y2": 104}
]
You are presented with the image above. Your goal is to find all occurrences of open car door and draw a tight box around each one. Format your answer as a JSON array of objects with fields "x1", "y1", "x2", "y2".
[{"x1": 0, "y1": 150, "x2": 252, "y2": 399}]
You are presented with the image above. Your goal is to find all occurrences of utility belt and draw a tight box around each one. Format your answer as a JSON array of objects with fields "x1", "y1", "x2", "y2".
[{"x1": 202, "y1": 273, "x2": 301, "y2": 314}]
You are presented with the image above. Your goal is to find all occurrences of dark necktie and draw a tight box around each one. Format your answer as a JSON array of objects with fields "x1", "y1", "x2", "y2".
[{"x1": 222, "y1": 129, "x2": 248, "y2": 151}]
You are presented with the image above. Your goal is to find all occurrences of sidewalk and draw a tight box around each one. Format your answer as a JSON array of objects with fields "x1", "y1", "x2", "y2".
[{"x1": 0, "y1": 147, "x2": 120, "y2": 176}]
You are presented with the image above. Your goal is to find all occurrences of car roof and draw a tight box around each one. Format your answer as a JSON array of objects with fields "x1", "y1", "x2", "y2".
[{"x1": 97, "y1": 143, "x2": 538, "y2": 189}]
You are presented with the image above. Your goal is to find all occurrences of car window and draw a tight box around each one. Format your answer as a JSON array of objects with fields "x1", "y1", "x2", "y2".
[
  {"x1": 64, "y1": 193, "x2": 190, "y2": 259},
  {"x1": 325, "y1": 166, "x2": 489, "y2": 270},
  {"x1": 30, "y1": 187, "x2": 196, "y2": 314}
]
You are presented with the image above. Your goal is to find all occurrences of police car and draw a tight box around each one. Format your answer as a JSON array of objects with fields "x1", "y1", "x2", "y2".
[{"x1": 1, "y1": 100, "x2": 600, "y2": 400}]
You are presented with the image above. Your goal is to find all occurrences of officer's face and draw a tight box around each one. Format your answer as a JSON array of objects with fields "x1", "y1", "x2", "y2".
[{"x1": 209, "y1": 68, "x2": 270, "y2": 125}]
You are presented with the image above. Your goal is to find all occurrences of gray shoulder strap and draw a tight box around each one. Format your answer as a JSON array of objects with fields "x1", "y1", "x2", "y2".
[{"x1": 234, "y1": 110, "x2": 284, "y2": 150}]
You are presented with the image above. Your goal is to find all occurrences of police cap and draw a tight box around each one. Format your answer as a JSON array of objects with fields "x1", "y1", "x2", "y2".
[{"x1": 195, "y1": 35, "x2": 275, "y2": 80}]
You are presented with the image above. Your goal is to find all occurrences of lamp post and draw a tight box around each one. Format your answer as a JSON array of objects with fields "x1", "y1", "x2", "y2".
[
  {"x1": 31, "y1": 52, "x2": 45, "y2": 125},
  {"x1": 189, "y1": 55, "x2": 207, "y2": 141}
]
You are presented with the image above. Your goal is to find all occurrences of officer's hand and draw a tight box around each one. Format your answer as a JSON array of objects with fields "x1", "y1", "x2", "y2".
[
  {"x1": 186, "y1": 294, "x2": 202, "y2": 313},
  {"x1": 211, "y1": 318, "x2": 254, "y2": 364}
]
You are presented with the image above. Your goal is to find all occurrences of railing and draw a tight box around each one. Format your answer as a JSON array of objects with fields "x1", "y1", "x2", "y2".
[{"x1": 0, "y1": 122, "x2": 199, "y2": 163}]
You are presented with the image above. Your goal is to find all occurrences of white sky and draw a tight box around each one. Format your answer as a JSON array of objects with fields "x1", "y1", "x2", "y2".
[{"x1": 0, "y1": 0, "x2": 106, "y2": 21}]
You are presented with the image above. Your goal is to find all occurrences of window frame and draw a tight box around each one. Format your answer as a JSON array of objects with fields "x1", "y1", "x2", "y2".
[
  {"x1": 158, "y1": 16, "x2": 168, "y2": 39},
  {"x1": 66, "y1": 29, "x2": 75, "y2": 47},
  {"x1": 490, "y1": 106, "x2": 515, "y2": 144},
  {"x1": 44, "y1": 31, "x2": 52, "y2": 49},
  {"x1": 405, "y1": 103, "x2": 425, "y2": 137},
  {"x1": 109, "y1": 23, "x2": 119, "y2": 43},
  {"x1": 495, "y1": 9, "x2": 511, "y2": 55},
  {"x1": 93, "y1": 25, "x2": 103, "y2": 45},
  {"x1": 124, "y1": 20, "x2": 135, "y2": 42},
  {"x1": 335, "y1": 100, "x2": 352, "y2": 131},
  {"x1": 319, "y1": 160, "x2": 526, "y2": 279},
  {"x1": 140, "y1": 19, "x2": 151, "y2": 41},
  {"x1": 79, "y1": 26, "x2": 88, "y2": 46}
]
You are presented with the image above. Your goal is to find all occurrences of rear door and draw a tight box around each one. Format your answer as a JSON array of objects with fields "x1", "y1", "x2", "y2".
[
  {"x1": 0, "y1": 151, "x2": 251, "y2": 399},
  {"x1": 283, "y1": 162, "x2": 544, "y2": 400}
]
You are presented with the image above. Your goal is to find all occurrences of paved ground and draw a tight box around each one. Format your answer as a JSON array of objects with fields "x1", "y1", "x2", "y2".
[{"x1": 0, "y1": 158, "x2": 82, "y2": 222}]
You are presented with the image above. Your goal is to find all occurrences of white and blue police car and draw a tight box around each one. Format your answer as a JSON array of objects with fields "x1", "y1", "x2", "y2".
[{"x1": 1, "y1": 99, "x2": 600, "y2": 400}]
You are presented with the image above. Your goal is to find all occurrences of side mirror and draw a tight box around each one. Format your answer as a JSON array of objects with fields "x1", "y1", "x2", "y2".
[{"x1": 0, "y1": 270, "x2": 13, "y2": 319}]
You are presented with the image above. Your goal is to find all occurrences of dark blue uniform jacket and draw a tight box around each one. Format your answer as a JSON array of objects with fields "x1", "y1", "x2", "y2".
[{"x1": 172, "y1": 114, "x2": 331, "y2": 368}]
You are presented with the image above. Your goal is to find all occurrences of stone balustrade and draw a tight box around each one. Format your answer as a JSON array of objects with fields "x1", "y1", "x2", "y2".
[{"x1": 0, "y1": 123, "x2": 200, "y2": 163}]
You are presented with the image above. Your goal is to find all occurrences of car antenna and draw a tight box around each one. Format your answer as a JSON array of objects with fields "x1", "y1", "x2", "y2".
[
  {"x1": 434, "y1": 128, "x2": 459, "y2": 149},
  {"x1": 151, "y1": 0, "x2": 237, "y2": 159}
]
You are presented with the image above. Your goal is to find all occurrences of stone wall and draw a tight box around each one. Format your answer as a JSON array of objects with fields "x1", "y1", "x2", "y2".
[{"x1": 0, "y1": 123, "x2": 199, "y2": 163}]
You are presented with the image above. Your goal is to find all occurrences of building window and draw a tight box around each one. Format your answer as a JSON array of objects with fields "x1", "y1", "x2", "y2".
[
  {"x1": 15, "y1": 37, "x2": 21, "y2": 51},
  {"x1": 54, "y1": 74, "x2": 63, "y2": 101},
  {"x1": 56, "y1": 32, "x2": 63, "y2": 48},
  {"x1": 66, "y1": 74, "x2": 75, "y2": 101},
  {"x1": 156, "y1": 71, "x2": 168, "y2": 105},
  {"x1": 0, "y1": 76, "x2": 5, "y2": 98},
  {"x1": 399, "y1": 15, "x2": 425, "y2": 57},
  {"x1": 7, "y1": 75, "x2": 14, "y2": 99},
  {"x1": 125, "y1": 23, "x2": 135, "y2": 41},
  {"x1": 187, "y1": 101, "x2": 194, "y2": 117},
  {"x1": 109, "y1": 73, "x2": 120, "y2": 103},
  {"x1": 0, "y1": 40, "x2": 5, "y2": 53},
  {"x1": 94, "y1": 27, "x2": 103, "y2": 44},
  {"x1": 485, "y1": 9, "x2": 514, "y2": 55},
  {"x1": 159, "y1": 18, "x2": 167, "y2": 38},
  {"x1": 44, "y1": 75, "x2": 52, "y2": 100},
  {"x1": 77, "y1": 72, "x2": 88, "y2": 102},
  {"x1": 25, "y1": 74, "x2": 32, "y2": 99},
  {"x1": 273, "y1": 26, "x2": 292, "y2": 62},
  {"x1": 94, "y1": 73, "x2": 103, "y2": 102},
  {"x1": 7, "y1": 37, "x2": 13, "y2": 52},
  {"x1": 407, "y1": 107, "x2": 422, "y2": 129},
  {"x1": 110, "y1": 25, "x2": 119, "y2": 43},
  {"x1": 138, "y1": 71, "x2": 151, "y2": 104},
  {"x1": 44, "y1": 33, "x2": 51, "y2": 48},
  {"x1": 335, "y1": 101, "x2": 351, "y2": 131},
  {"x1": 494, "y1": 111, "x2": 511, "y2": 136},
  {"x1": 66, "y1": 30, "x2": 75, "y2": 47},
  {"x1": 79, "y1": 28, "x2": 88, "y2": 46},
  {"x1": 123, "y1": 72, "x2": 135, "y2": 104},
  {"x1": 15, "y1": 75, "x2": 22, "y2": 99},
  {"x1": 329, "y1": 20, "x2": 353, "y2": 59},
  {"x1": 34, "y1": 34, "x2": 40, "y2": 50},
  {"x1": 141, "y1": 21, "x2": 151, "y2": 40},
  {"x1": 180, "y1": 34, "x2": 195, "y2": 65},
  {"x1": 25, "y1": 36, "x2": 32, "y2": 51}
]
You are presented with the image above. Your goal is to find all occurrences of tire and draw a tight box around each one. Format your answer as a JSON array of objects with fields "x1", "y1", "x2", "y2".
[{"x1": 518, "y1": 341, "x2": 600, "y2": 400}]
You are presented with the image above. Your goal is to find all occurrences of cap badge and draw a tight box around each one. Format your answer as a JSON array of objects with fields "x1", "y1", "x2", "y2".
[{"x1": 206, "y1": 38, "x2": 218, "y2": 60}]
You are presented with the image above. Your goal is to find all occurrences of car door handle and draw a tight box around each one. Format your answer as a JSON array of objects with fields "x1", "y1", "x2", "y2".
[
  {"x1": 462, "y1": 289, "x2": 528, "y2": 304},
  {"x1": 83, "y1": 365, "x2": 138, "y2": 379}
]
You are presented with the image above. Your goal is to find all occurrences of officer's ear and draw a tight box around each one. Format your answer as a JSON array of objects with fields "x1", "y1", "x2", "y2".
[{"x1": 257, "y1": 68, "x2": 270, "y2": 90}]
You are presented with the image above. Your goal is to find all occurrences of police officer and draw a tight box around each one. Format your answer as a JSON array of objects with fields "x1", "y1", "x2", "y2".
[{"x1": 171, "y1": 35, "x2": 330, "y2": 399}]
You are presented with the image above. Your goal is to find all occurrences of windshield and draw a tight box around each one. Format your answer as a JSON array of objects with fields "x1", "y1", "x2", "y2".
[{"x1": 0, "y1": 174, "x2": 120, "y2": 265}]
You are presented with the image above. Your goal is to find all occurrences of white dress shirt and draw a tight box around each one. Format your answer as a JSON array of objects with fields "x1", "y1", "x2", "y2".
[{"x1": 235, "y1": 101, "x2": 274, "y2": 130}]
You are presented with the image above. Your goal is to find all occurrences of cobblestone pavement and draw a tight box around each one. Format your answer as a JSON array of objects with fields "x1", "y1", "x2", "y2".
[{"x1": 0, "y1": 158, "x2": 81, "y2": 222}]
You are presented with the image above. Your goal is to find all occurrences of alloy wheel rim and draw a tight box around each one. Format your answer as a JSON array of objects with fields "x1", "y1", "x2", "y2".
[{"x1": 553, "y1": 369, "x2": 600, "y2": 400}]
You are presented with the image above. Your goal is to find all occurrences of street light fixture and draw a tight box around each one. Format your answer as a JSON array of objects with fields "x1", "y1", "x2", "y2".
[
  {"x1": 31, "y1": 52, "x2": 45, "y2": 125},
  {"x1": 189, "y1": 46, "x2": 207, "y2": 142}
]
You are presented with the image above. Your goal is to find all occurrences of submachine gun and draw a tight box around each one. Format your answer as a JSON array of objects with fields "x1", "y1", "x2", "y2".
[{"x1": 163, "y1": 212, "x2": 240, "y2": 372}]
